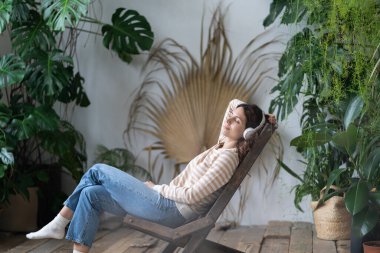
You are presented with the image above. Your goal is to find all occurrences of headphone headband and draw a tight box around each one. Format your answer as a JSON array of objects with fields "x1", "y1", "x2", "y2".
[{"x1": 243, "y1": 111, "x2": 266, "y2": 140}]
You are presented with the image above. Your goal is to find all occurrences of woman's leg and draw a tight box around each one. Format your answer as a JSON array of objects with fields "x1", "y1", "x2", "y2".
[
  {"x1": 65, "y1": 164, "x2": 185, "y2": 227},
  {"x1": 60, "y1": 206, "x2": 74, "y2": 220},
  {"x1": 26, "y1": 209, "x2": 71, "y2": 239},
  {"x1": 66, "y1": 185, "x2": 127, "y2": 251},
  {"x1": 28, "y1": 164, "x2": 186, "y2": 249}
]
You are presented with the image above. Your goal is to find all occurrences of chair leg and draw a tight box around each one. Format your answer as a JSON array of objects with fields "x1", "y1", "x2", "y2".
[
  {"x1": 182, "y1": 230, "x2": 210, "y2": 253},
  {"x1": 162, "y1": 242, "x2": 178, "y2": 253},
  {"x1": 196, "y1": 239, "x2": 244, "y2": 253}
]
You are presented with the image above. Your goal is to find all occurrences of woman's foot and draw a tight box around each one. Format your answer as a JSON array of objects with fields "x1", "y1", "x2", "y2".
[{"x1": 26, "y1": 214, "x2": 70, "y2": 239}]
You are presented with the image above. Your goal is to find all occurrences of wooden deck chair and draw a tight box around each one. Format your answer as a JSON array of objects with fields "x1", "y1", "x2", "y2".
[{"x1": 124, "y1": 123, "x2": 276, "y2": 253}]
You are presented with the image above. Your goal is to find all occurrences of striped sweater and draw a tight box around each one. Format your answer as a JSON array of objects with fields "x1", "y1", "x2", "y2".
[{"x1": 153, "y1": 99, "x2": 244, "y2": 219}]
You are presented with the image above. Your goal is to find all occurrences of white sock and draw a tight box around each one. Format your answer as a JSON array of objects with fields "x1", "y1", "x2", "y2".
[
  {"x1": 26, "y1": 213, "x2": 70, "y2": 240},
  {"x1": 73, "y1": 250, "x2": 84, "y2": 253}
]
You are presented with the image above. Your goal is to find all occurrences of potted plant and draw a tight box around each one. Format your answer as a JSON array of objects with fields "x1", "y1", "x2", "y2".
[
  {"x1": 331, "y1": 77, "x2": 380, "y2": 251},
  {"x1": 264, "y1": 0, "x2": 380, "y2": 242},
  {"x1": 277, "y1": 98, "x2": 354, "y2": 240},
  {"x1": 0, "y1": 0, "x2": 154, "y2": 231}
]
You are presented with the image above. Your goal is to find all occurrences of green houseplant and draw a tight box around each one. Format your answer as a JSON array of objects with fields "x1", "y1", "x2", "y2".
[
  {"x1": 264, "y1": 0, "x2": 380, "y2": 240},
  {"x1": 0, "y1": 0, "x2": 154, "y2": 228},
  {"x1": 94, "y1": 145, "x2": 152, "y2": 181}
]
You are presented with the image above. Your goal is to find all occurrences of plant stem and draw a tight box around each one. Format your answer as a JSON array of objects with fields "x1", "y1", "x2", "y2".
[
  {"x1": 69, "y1": 27, "x2": 102, "y2": 36},
  {"x1": 80, "y1": 16, "x2": 105, "y2": 26}
]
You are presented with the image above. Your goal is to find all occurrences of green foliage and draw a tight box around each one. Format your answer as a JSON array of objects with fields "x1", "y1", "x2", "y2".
[
  {"x1": 41, "y1": 0, "x2": 90, "y2": 31},
  {"x1": 94, "y1": 145, "x2": 152, "y2": 181},
  {"x1": 263, "y1": 0, "x2": 307, "y2": 27},
  {"x1": 0, "y1": 0, "x2": 12, "y2": 33},
  {"x1": 0, "y1": 0, "x2": 154, "y2": 205},
  {"x1": 11, "y1": 10, "x2": 56, "y2": 57},
  {"x1": 265, "y1": 0, "x2": 380, "y2": 236},
  {"x1": 102, "y1": 8, "x2": 154, "y2": 63},
  {"x1": 345, "y1": 180, "x2": 369, "y2": 215},
  {"x1": 0, "y1": 54, "x2": 25, "y2": 87}
]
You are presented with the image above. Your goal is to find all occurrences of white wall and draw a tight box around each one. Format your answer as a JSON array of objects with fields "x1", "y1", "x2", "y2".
[{"x1": 69, "y1": 0, "x2": 313, "y2": 225}]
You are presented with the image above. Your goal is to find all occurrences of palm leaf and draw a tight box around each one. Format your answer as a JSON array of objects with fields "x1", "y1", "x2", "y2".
[
  {"x1": 0, "y1": 54, "x2": 25, "y2": 88},
  {"x1": 0, "y1": 0, "x2": 12, "y2": 33},
  {"x1": 102, "y1": 8, "x2": 154, "y2": 63},
  {"x1": 126, "y1": 6, "x2": 283, "y2": 173},
  {"x1": 41, "y1": 0, "x2": 90, "y2": 31}
]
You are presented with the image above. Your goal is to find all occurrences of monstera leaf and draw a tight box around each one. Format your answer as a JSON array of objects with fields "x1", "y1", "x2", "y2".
[
  {"x1": 11, "y1": 10, "x2": 56, "y2": 57},
  {"x1": 10, "y1": 0, "x2": 33, "y2": 23},
  {"x1": 39, "y1": 120, "x2": 86, "y2": 181},
  {"x1": 41, "y1": 0, "x2": 90, "y2": 31},
  {"x1": 102, "y1": 8, "x2": 154, "y2": 63},
  {"x1": 8, "y1": 105, "x2": 60, "y2": 140},
  {"x1": 0, "y1": 54, "x2": 25, "y2": 88},
  {"x1": 26, "y1": 49, "x2": 72, "y2": 104},
  {"x1": 263, "y1": 0, "x2": 307, "y2": 27},
  {"x1": 0, "y1": 0, "x2": 12, "y2": 32},
  {"x1": 58, "y1": 70, "x2": 90, "y2": 107}
]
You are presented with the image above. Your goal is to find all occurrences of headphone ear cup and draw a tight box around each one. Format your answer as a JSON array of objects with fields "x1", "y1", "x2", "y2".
[{"x1": 243, "y1": 128, "x2": 255, "y2": 140}]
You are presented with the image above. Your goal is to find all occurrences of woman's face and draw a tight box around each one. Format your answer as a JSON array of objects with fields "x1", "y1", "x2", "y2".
[{"x1": 222, "y1": 107, "x2": 247, "y2": 141}]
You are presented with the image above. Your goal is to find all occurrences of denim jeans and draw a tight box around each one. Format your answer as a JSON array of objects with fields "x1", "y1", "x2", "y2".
[{"x1": 64, "y1": 163, "x2": 186, "y2": 248}]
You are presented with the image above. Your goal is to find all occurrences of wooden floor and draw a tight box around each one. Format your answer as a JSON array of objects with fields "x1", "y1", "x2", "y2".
[{"x1": 0, "y1": 220, "x2": 350, "y2": 253}]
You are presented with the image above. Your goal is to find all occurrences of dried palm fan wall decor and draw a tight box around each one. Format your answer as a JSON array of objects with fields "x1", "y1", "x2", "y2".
[{"x1": 125, "y1": 7, "x2": 283, "y2": 183}]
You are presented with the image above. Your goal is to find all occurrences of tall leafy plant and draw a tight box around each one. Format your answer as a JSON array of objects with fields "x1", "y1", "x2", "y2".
[
  {"x1": 264, "y1": 0, "x2": 380, "y2": 236},
  {"x1": 0, "y1": 0, "x2": 154, "y2": 205}
]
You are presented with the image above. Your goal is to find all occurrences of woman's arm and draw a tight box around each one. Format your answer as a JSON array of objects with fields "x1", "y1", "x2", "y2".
[
  {"x1": 154, "y1": 152, "x2": 238, "y2": 205},
  {"x1": 218, "y1": 99, "x2": 246, "y2": 142}
]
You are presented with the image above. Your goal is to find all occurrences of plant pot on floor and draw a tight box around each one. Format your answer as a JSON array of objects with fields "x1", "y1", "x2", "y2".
[
  {"x1": 311, "y1": 186, "x2": 351, "y2": 240},
  {"x1": 0, "y1": 187, "x2": 38, "y2": 232},
  {"x1": 364, "y1": 241, "x2": 380, "y2": 253}
]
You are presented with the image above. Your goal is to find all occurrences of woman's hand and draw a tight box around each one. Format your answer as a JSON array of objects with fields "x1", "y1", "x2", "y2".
[
  {"x1": 144, "y1": 181, "x2": 155, "y2": 188},
  {"x1": 267, "y1": 114, "x2": 277, "y2": 125}
]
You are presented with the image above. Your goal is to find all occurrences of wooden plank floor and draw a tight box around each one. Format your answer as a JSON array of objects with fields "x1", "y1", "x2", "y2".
[{"x1": 0, "y1": 220, "x2": 350, "y2": 253}]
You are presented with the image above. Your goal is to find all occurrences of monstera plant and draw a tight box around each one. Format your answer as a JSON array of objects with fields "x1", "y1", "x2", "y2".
[
  {"x1": 0, "y1": 0, "x2": 154, "y2": 207},
  {"x1": 264, "y1": 0, "x2": 380, "y2": 238}
]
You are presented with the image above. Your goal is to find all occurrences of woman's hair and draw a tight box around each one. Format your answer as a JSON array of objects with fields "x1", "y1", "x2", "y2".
[{"x1": 236, "y1": 104, "x2": 267, "y2": 163}]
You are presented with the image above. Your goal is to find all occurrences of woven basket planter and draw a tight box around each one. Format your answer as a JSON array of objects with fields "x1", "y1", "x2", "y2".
[{"x1": 311, "y1": 186, "x2": 351, "y2": 240}]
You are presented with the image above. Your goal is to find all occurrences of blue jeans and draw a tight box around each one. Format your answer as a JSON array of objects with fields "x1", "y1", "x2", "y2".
[{"x1": 64, "y1": 164, "x2": 186, "y2": 248}]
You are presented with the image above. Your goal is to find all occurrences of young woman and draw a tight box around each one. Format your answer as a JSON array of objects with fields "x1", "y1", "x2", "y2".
[{"x1": 26, "y1": 99, "x2": 276, "y2": 253}]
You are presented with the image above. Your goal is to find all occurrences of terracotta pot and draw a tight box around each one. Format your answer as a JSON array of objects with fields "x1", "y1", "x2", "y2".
[
  {"x1": 0, "y1": 187, "x2": 38, "y2": 232},
  {"x1": 363, "y1": 241, "x2": 380, "y2": 253}
]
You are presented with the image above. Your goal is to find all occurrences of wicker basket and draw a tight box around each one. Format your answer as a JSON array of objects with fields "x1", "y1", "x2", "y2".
[{"x1": 311, "y1": 186, "x2": 351, "y2": 240}]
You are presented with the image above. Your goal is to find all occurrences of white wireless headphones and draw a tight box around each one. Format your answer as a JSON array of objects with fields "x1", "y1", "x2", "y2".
[{"x1": 243, "y1": 111, "x2": 266, "y2": 140}]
